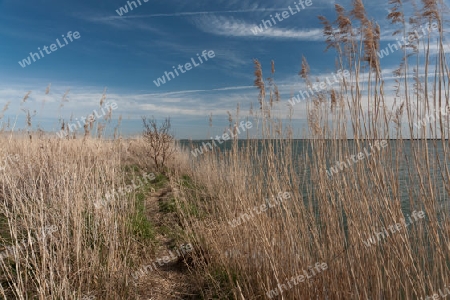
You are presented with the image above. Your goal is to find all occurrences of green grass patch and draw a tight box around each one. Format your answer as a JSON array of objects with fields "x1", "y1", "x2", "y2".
[
  {"x1": 180, "y1": 174, "x2": 195, "y2": 189},
  {"x1": 152, "y1": 173, "x2": 168, "y2": 189},
  {"x1": 123, "y1": 164, "x2": 140, "y2": 173},
  {"x1": 179, "y1": 201, "x2": 204, "y2": 219},
  {"x1": 157, "y1": 225, "x2": 172, "y2": 236},
  {"x1": 0, "y1": 213, "x2": 12, "y2": 244},
  {"x1": 159, "y1": 197, "x2": 177, "y2": 213},
  {"x1": 177, "y1": 174, "x2": 210, "y2": 219},
  {"x1": 208, "y1": 266, "x2": 237, "y2": 300},
  {"x1": 129, "y1": 190, "x2": 156, "y2": 243}
]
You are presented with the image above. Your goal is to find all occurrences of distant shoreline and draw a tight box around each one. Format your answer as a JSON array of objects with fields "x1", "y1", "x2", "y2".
[{"x1": 178, "y1": 138, "x2": 449, "y2": 141}]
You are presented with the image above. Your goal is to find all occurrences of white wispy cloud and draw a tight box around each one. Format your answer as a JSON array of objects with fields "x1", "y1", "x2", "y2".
[
  {"x1": 192, "y1": 15, "x2": 324, "y2": 39},
  {"x1": 0, "y1": 83, "x2": 259, "y2": 121},
  {"x1": 77, "y1": 13, "x2": 162, "y2": 34},
  {"x1": 118, "y1": 2, "x2": 333, "y2": 19},
  {"x1": 146, "y1": 85, "x2": 255, "y2": 97}
]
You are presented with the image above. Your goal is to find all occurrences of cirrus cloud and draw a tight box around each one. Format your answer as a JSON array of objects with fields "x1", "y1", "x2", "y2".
[{"x1": 192, "y1": 15, "x2": 324, "y2": 40}]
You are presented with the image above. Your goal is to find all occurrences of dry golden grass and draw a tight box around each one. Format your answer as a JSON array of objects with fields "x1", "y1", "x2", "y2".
[{"x1": 0, "y1": 137, "x2": 186, "y2": 299}]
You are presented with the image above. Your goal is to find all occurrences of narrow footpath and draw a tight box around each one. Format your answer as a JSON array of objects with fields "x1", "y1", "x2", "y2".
[{"x1": 133, "y1": 184, "x2": 200, "y2": 300}]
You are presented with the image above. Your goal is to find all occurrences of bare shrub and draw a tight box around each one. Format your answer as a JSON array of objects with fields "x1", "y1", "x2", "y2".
[{"x1": 142, "y1": 116, "x2": 175, "y2": 172}]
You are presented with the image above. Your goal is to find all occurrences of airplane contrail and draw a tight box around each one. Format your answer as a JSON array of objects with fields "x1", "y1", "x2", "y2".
[{"x1": 123, "y1": 8, "x2": 281, "y2": 18}]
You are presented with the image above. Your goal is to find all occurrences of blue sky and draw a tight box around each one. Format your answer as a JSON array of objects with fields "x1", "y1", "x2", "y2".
[{"x1": 0, "y1": 0, "x2": 448, "y2": 139}]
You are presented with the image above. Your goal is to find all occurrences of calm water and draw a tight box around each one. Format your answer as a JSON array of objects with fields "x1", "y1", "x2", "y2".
[{"x1": 179, "y1": 139, "x2": 450, "y2": 217}]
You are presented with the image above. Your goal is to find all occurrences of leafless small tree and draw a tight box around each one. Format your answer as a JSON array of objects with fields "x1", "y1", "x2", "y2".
[{"x1": 142, "y1": 116, "x2": 175, "y2": 171}]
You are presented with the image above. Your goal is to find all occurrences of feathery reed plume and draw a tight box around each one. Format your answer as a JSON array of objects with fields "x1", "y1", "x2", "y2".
[
  {"x1": 227, "y1": 111, "x2": 233, "y2": 128},
  {"x1": 318, "y1": 15, "x2": 337, "y2": 52},
  {"x1": 45, "y1": 83, "x2": 51, "y2": 95},
  {"x1": 0, "y1": 102, "x2": 10, "y2": 120},
  {"x1": 104, "y1": 107, "x2": 112, "y2": 122},
  {"x1": 21, "y1": 91, "x2": 31, "y2": 106},
  {"x1": 113, "y1": 115, "x2": 122, "y2": 140},
  {"x1": 269, "y1": 60, "x2": 280, "y2": 104},
  {"x1": 20, "y1": 109, "x2": 35, "y2": 140},
  {"x1": 0, "y1": 102, "x2": 10, "y2": 133},
  {"x1": 350, "y1": 0, "x2": 369, "y2": 25},
  {"x1": 267, "y1": 61, "x2": 276, "y2": 108},
  {"x1": 393, "y1": 101, "x2": 405, "y2": 127},
  {"x1": 89, "y1": 114, "x2": 95, "y2": 131},
  {"x1": 362, "y1": 21, "x2": 381, "y2": 70},
  {"x1": 299, "y1": 56, "x2": 310, "y2": 79},
  {"x1": 59, "y1": 89, "x2": 70, "y2": 109},
  {"x1": 97, "y1": 124, "x2": 105, "y2": 139},
  {"x1": 100, "y1": 88, "x2": 107, "y2": 107},
  {"x1": 331, "y1": 3, "x2": 357, "y2": 68},
  {"x1": 299, "y1": 56, "x2": 312, "y2": 92},
  {"x1": 84, "y1": 119, "x2": 91, "y2": 139},
  {"x1": 274, "y1": 84, "x2": 280, "y2": 103},
  {"x1": 269, "y1": 86, "x2": 273, "y2": 108},
  {"x1": 42, "y1": 84, "x2": 51, "y2": 110},
  {"x1": 335, "y1": 4, "x2": 353, "y2": 43},
  {"x1": 347, "y1": 0, "x2": 380, "y2": 71},
  {"x1": 420, "y1": 0, "x2": 441, "y2": 24},
  {"x1": 253, "y1": 59, "x2": 265, "y2": 110},
  {"x1": 387, "y1": 0, "x2": 405, "y2": 25},
  {"x1": 330, "y1": 89, "x2": 337, "y2": 112}
]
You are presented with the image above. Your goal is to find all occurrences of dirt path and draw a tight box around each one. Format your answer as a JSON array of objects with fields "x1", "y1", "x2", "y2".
[{"x1": 133, "y1": 184, "x2": 199, "y2": 300}]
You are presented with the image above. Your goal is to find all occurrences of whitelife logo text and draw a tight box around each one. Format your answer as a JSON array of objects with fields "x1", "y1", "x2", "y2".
[
  {"x1": 190, "y1": 121, "x2": 252, "y2": 157},
  {"x1": 18, "y1": 31, "x2": 81, "y2": 68},
  {"x1": 251, "y1": 0, "x2": 313, "y2": 35},
  {"x1": 153, "y1": 50, "x2": 215, "y2": 87},
  {"x1": 116, "y1": 0, "x2": 149, "y2": 16},
  {"x1": 377, "y1": 22, "x2": 439, "y2": 59},
  {"x1": 325, "y1": 140, "x2": 388, "y2": 178},
  {"x1": 362, "y1": 210, "x2": 425, "y2": 248},
  {"x1": 289, "y1": 69, "x2": 350, "y2": 106}
]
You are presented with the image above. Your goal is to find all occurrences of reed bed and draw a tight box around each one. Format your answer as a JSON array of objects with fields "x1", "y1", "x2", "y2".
[
  {"x1": 0, "y1": 137, "x2": 163, "y2": 299},
  {"x1": 171, "y1": 0, "x2": 450, "y2": 299}
]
